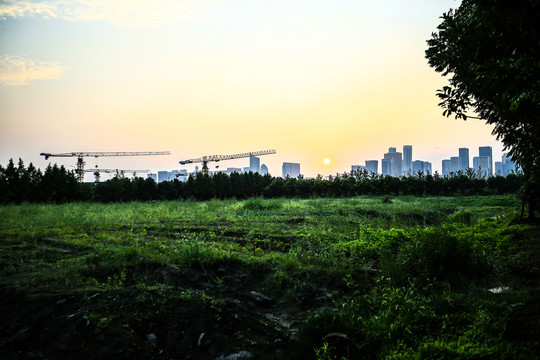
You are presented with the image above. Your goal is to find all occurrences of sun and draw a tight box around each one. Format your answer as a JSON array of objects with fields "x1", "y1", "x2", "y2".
[{"x1": 323, "y1": 158, "x2": 331, "y2": 165}]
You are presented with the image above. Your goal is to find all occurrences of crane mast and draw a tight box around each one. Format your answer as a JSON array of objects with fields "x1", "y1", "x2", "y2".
[
  {"x1": 40, "y1": 151, "x2": 170, "y2": 182},
  {"x1": 179, "y1": 149, "x2": 276, "y2": 175}
]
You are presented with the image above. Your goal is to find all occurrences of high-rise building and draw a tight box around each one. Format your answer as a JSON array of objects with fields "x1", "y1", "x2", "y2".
[
  {"x1": 403, "y1": 145, "x2": 412, "y2": 176},
  {"x1": 381, "y1": 158, "x2": 391, "y2": 176},
  {"x1": 495, "y1": 162, "x2": 503, "y2": 176},
  {"x1": 479, "y1": 146, "x2": 493, "y2": 175},
  {"x1": 365, "y1": 160, "x2": 378, "y2": 174},
  {"x1": 147, "y1": 173, "x2": 157, "y2": 182},
  {"x1": 158, "y1": 171, "x2": 169, "y2": 183},
  {"x1": 458, "y1": 148, "x2": 469, "y2": 171},
  {"x1": 474, "y1": 156, "x2": 490, "y2": 177},
  {"x1": 478, "y1": 156, "x2": 490, "y2": 177},
  {"x1": 423, "y1": 162, "x2": 432, "y2": 175},
  {"x1": 450, "y1": 156, "x2": 459, "y2": 174},
  {"x1": 412, "y1": 160, "x2": 424, "y2": 175},
  {"x1": 260, "y1": 164, "x2": 268, "y2": 175},
  {"x1": 502, "y1": 153, "x2": 517, "y2": 176},
  {"x1": 249, "y1": 155, "x2": 260, "y2": 173},
  {"x1": 282, "y1": 162, "x2": 300, "y2": 178},
  {"x1": 384, "y1": 148, "x2": 402, "y2": 177},
  {"x1": 442, "y1": 159, "x2": 451, "y2": 177}
]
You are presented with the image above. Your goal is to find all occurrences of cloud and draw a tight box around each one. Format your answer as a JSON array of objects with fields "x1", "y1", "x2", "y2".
[
  {"x1": 0, "y1": 0, "x2": 220, "y2": 28},
  {"x1": 0, "y1": 55, "x2": 65, "y2": 86}
]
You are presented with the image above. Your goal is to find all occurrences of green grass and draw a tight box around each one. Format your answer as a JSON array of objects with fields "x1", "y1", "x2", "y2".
[{"x1": 0, "y1": 195, "x2": 538, "y2": 359}]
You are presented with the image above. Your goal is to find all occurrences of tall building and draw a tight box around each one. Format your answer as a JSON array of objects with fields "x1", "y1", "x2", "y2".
[
  {"x1": 450, "y1": 156, "x2": 459, "y2": 174},
  {"x1": 403, "y1": 145, "x2": 412, "y2": 176},
  {"x1": 442, "y1": 159, "x2": 451, "y2": 177},
  {"x1": 495, "y1": 162, "x2": 503, "y2": 176},
  {"x1": 502, "y1": 153, "x2": 517, "y2": 175},
  {"x1": 479, "y1": 146, "x2": 493, "y2": 175},
  {"x1": 384, "y1": 148, "x2": 402, "y2": 177},
  {"x1": 474, "y1": 156, "x2": 490, "y2": 177},
  {"x1": 458, "y1": 148, "x2": 469, "y2": 171},
  {"x1": 282, "y1": 162, "x2": 300, "y2": 178},
  {"x1": 365, "y1": 160, "x2": 378, "y2": 174},
  {"x1": 158, "y1": 171, "x2": 169, "y2": 183},
  {"x1": 381, "y1": 158, "x2": 391, "y2": 176},
  {"x1": 249, "y1": 155, "x2": 260, "y2": 173},
  {"x1": 412, "y1": 160, "x2": 424, "y2": 175},
  {"x1": 423, "y1": 162, "x2": 432, "y2": 175},
  {"x1": 260, "y1": 164, "x2": 269, "y2": 175},
  {"x1": 147, "y1": 173, "x2": 157, "y2": 182}
]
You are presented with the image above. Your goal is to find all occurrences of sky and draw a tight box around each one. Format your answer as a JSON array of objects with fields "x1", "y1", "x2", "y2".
[{"x1": 0, "y1": 0, "x2": 506, "y2": 180}]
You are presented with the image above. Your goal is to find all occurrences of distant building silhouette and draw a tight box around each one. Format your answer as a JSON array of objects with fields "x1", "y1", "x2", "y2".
[
  {"x1": 412, "y1": 160, "x2": 424, "y2": 175},
  {"x1": 260, "y1": 164, "x2": 268, "y2": 175},
  {"x1": 473, "y1": 156, "x2": 490, "y2": 177},
  {"x1": 423, "y1": 162, "x2": 432, "y2": 175},
  {"x1": 458, "y1": 148, "x2": 469, "y2": 171},
  {"x1": 282, "y1": 162, "x2": 300, "y2": 178},
  {"x1": 502, "y1": 153, "x2": 517, "y2": 175},
  {"x1": 450, "y1": 156, "x2": 459, "y2": 173},
  {"x1": 158, "y1": 171, "x2": 169, "y2": 183},
  {"x1": 249, "y1": 155, "x2": 260, "y2": 173},
  {"x1": 403, "y1": 145, "x2": 412, "y2": 176},
  {"x1": 442, "y1": 159, "x2": 451, "y2": 177},
  {"x1": 383, "y1": 147, "x2": 402, "y2": 177},
  {"x1": 147, "y1": 173, "x2": 157, "y2": 182},
  {"x1": 479, "y1": 146, "x2": 493, "y2": 176},
  {"x1": 365, "y1": 160, "x2": 378, "y2": 174},
  {"x1": 381, "y1": 158, "x2": 391, "y2": 176},
  {"x1": 495, "y1": 161, "x2": 503, "y2": 176}
]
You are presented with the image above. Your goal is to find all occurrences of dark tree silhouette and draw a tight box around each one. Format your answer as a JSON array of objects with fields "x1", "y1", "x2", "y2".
[{"x1": 426, "y1": 0, "x2": 540, "y2": 218}]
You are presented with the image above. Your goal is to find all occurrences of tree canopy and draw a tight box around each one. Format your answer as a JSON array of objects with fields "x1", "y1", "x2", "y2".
[{"x1": 425, "y1": 0, "x2": 540, "y2": 218}]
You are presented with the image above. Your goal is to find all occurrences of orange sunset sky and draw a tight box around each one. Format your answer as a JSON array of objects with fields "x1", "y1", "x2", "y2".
[{"x1": 0, "y1": 0, "x2": 505, "y2": 180}]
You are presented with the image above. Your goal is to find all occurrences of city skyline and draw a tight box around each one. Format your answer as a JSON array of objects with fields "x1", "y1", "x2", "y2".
[{"x1": 1, "y1": 0, "x2": 507, "y2": 179}]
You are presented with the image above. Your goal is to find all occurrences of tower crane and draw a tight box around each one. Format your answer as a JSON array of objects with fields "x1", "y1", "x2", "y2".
[
  {"x1": 179, "y1": 149, "x2": 276, "y2": 175},
  {"x1": 40, "y1": 151, "x2": 170, "y2": 182},
  {"x1": 83, "y1": 168, "x2": 150, "y2": 183}
]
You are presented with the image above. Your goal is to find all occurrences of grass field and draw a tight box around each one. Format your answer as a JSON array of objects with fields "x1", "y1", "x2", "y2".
[{"x1": 1, "y1": 195, "x2": 539, "y2": 359}]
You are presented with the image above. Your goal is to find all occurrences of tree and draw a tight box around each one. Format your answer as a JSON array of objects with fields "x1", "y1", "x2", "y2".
[{"x1": 426, "y1": 0, "x2": 540, "y2": 219}]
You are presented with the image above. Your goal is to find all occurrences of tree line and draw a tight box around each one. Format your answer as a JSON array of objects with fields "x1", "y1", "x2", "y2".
[{"x1": 0, "y1": 158, "x2": 525, "y2": 204}]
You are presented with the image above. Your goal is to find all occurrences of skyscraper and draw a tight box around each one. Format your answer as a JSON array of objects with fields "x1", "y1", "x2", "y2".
[
  {"x1": 502, "y1": 153, "x2": 517, "y2": 176},
  {"x1": 365, "y1": 160, "x2": 378, "y2": 174},
  {"x1": 403, "y1": 145, "x2": 412, "y2": 176},
  {"x1": 384, "y1": 148, "x2": 402, "y2": 177},
  {"x1": 495, "y1": 162, "x2": 503, "y2": 176},
  {"x1": 450, "y1": 157, "x2": 459, "y2": 174},
  {"x1": 458, "y1": 148, "x2": 469, "y2": 171},
  {"x1": 412, "y1": 160, "x2": 424, "y2": 175},
  {"x1": 249, "y1": 155, "x2": 260, "y2": 173},
  {"x1": 478, "y1": 156, "x2": 490, "y2": 177},
  {"x1": 282, "y1": 162, "x2": 300, "y2": 178},
  {"x1": 479, "y1": 146, "x2": 493, "y2": 176},
  {"x1": 381, "y1": 158, "x2": 391, "y2": 176},
  {"x1": 423, "y1": 162, "x2": 432, "y2": 175},
  {"x1": 260, "y1": 164, "x2": 269, "y2": 175},
  {"x1": 442, "y1": 159, "x2": 451, "y2": 177}
]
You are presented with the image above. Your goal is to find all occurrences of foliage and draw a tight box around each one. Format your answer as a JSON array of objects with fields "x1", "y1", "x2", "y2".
[
  {"x1": 0, "y1": 159, "x2": 525, "y2": 204},
  {"x1": 426, "y1": 0, "x2": 540, "y2": 218},
  {"x1": 1, "y1": 196, "x2": 537, "y2": 359}
]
